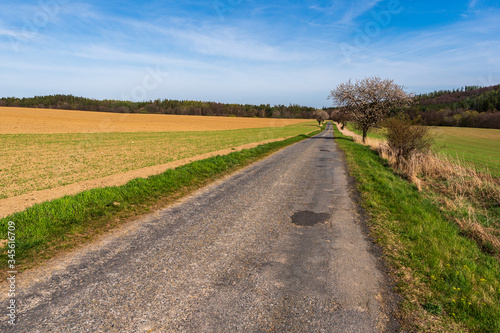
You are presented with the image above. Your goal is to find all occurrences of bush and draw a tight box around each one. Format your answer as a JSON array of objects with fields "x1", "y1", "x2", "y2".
[{"x1": 384, "y1": 116, "x2": 433, "y2": 166}]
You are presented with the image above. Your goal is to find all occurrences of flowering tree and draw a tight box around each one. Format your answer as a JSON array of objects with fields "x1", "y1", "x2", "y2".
[
  {"x1": 330, "y1": 107, "x2": 350, "y2": 129},
  {"x1": 313, "y1": 110, "x2": 329, "y2": 125},
  {"x1": 328, "y1": 77, "x2": 413, "y2": 143}
]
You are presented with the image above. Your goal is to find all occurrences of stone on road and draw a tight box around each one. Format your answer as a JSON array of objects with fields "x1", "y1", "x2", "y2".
[{"x1": 1, "y1": 123, "x2": 399, "y2": 332}]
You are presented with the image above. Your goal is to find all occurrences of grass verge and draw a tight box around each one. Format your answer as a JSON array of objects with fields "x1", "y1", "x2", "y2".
[
  {"x1": 0, "y1": 124, "x2": 324, "y2": 278},
  {"x1": 345, "y1": 122, "x2": 386, "y2": 139},
  {"x1": 333, "y1": 125, "x2": 500, "y2": 332},
  {"x1": 344, "y1": 122, "x2": 500, "y2": 177}
]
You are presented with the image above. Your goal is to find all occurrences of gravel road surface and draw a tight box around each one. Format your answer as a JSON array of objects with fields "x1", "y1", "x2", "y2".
[{"x1": 1, "y1": 123, "x2": 399, "y2": 332}]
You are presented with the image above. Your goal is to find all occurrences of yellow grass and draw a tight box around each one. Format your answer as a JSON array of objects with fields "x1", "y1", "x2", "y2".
[{"x1": 0, "y1": 107, "x2": 308, "y2": 134}]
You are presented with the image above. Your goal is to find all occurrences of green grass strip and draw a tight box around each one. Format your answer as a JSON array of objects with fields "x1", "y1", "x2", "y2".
[
  {"x1": 333, "y1": 125, "x2": 500, "y2": 332},
  {"x1": 0, "y1": 125, "x2": 324, "y2": 274},
  {"x1": 344, "y1": 122, "x2": 386, "y2": 139},
  {"x1": 343, "y1": 122, "x2": 500, "y2": 177}
]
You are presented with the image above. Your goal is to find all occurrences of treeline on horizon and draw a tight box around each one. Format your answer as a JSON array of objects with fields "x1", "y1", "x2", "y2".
[
  {"x1": 409, "y1": 84, "x2": 500, "y2": 128},
  {"x1": 416, "y1": 85, "x2": 485, "y2": 101},
  {"x1": 0, "y1": 95, "x2": 317, "y2": 119}
]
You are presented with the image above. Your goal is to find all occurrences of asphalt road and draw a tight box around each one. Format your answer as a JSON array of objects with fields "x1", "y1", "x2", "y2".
[{"x1": 2, "y1": 123, "x2": 400, "y2": 332}]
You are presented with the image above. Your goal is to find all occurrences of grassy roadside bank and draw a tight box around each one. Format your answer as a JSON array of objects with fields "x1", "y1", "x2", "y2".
[
  {"x1": 0, "y1": 124, "x2": 325, "y2": 278},
  {"x1": 333, "y1": 125, "x2": 500, "y2": 332},
  {"x1": 343, "y1": 122, "x2": 500, "y2": 177}
]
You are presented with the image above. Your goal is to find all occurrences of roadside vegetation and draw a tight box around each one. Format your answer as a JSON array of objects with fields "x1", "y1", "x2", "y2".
[
  {"x1": 334, "y1": 123, "x2": 500, "y2": 332},
  {"x1": 343, "y1": 123, "x2": 500, "y2": 177},
  {"x1": 328, "y1": 77, "x2": 499, "y2": 331},
  {"x1": 0, "y1": 124, "x2": 325, "y2": 279}
]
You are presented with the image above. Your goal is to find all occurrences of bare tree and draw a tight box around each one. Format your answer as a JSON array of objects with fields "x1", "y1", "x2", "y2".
[
  {"x1": 314, "y1": 110, "x2": 329, "y2": 125},
  {"x1": 328, "y1": 77, "x2": 413, "y2": 143}
]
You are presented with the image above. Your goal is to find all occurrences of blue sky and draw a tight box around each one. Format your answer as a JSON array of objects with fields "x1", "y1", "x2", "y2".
[{"x1": 0, "y1": 0, "x2": 499, "y2": 108}]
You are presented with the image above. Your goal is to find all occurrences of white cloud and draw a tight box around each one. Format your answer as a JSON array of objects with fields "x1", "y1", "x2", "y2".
[
  {"x1": 468, "y1": 0, "x2": 479, "y2": 10},
  {"x1": 1, "y1": 1, "x2": 499, "y2": 107},
  {"x1": 0, "y1": 28, "x2": 24, "y2": 37},
  {"x1": 337, "y1": 0, "x2": 383, "y2": 25},
  {"x1": 103, "y1": 17, "x2": 313, "y2": 63},
  {"x1": 334, "y1": 10, "x2": 500, "y2": 92}
]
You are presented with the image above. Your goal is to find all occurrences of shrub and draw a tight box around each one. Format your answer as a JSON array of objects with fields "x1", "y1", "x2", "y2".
[{"x1": 384, "y1": 116, "x2": 433, "y2": 167}]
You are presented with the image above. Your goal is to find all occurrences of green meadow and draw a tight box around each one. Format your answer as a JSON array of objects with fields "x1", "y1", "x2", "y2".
[{"x1": 430, "y1": 126, "x2": 500, "y2": 177}]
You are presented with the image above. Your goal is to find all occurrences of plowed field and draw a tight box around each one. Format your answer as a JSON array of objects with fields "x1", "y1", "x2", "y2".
[
  {"x1": 0, "y1": 107, "x2": 308, "y2": 134},
  {"x1": 0, "y1": 107, "x2": 316, "y2": 216}
]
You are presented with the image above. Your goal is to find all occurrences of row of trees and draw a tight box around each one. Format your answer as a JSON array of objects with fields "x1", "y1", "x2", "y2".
[
  {"x1": 416, "y1": 84, "x2": 500, "y2": 109},
  {"x1": 0, "y1": 95, "x2": 317, "y2": 119},
  {"x1": 417, "y1": 85, "x2": 483, "y2": 100},
  {"x1": 407, "y1": 108, "x2": 500, "y2": 128}
]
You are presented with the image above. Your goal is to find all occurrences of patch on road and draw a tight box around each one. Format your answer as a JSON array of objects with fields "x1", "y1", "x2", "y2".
[{"x1": 290, "y1": 211, "x2": 330, "y2": 227}]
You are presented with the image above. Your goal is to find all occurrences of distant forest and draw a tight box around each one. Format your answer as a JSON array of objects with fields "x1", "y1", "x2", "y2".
[
  {"x1": 408, "y1": 84, "x2": 500, "y2": 128},
  {"x1": 0, "y1": 95, "x2": 317, "y2": 119}
]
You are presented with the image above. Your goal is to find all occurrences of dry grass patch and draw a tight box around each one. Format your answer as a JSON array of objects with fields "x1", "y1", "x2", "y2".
[{"x1": 334, "y1": 122, "x2": 383, "y2": 148}]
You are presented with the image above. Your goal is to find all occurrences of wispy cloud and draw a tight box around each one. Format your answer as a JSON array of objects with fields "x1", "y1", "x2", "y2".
[
  {"x1": 468, "y1": 0, "x2": 479, "y2": 10},
  {"x1": 335, "y1": 9, "x2": 500, "y2": 91},
  {"x1": 337, "y1": 0, "x2": 383, "y2": 25},
  {"x1": 0, "y1": 0, "x2": 499, "y2": 107},
  {"x1": 87, "y1": 15, "x2": 314, "y2": 63},
  {"x1": 0, "y1": 28, "x2": 26, "y2": 38}
]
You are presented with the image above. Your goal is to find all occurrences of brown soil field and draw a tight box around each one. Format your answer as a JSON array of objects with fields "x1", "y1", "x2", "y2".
[
  {"x1": 0, "y1": 137, "x2": 291, "y2": 218},
  {"x1": 0, "y1": 107, "x2": 307, "y2": 134},
  {"x1": 0, "y1": 107, "x2": 316, "y2": 217}
]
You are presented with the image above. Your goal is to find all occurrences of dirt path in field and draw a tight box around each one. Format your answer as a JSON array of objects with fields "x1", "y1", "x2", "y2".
[
  {"x1": 0, "y1": 137, "x2": 292, "y2": 218},
  {"x1": 0, "y1": 123, "x2": 400, "y2": 331}
]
